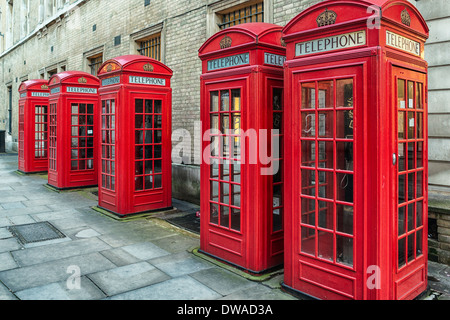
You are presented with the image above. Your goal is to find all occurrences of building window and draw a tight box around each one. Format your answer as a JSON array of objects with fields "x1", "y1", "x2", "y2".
[
  {"x1": 138, "y1": 34, "x2": 161, "y2": 61},
  {"x1": 218, "y1": 1, "x2": 264, "y2": 30},
  {"x1": 47, "y1": 69, "x2": 57, "y2": 79},
  {"x1": 88, "y1": 54, "x2": 103, "y2": 76}
]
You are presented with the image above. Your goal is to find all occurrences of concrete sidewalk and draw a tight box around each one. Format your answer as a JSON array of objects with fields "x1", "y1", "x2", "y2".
[{"x1": 0, "y1": 153, "x2": 449, "y2": 301}]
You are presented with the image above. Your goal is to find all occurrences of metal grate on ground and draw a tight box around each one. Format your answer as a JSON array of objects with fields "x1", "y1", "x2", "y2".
[{"x1": 8, "y1": 221, "x2": 67, "y2": 245}]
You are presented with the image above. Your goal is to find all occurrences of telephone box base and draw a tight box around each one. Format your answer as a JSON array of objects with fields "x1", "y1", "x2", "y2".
[
  {"x1": 280, "y1": 283, "x2": 319, "y2": 300},
  {"x1": 16, "y1": 170, "x2": 47, "y2": 175},
  {"x1": 280, "y1": 283, "x2": 430, "y2": 301},
  {"x1": 197, "y1": 249, "x2": 283, "y2": 277},
  {"x1": 45, "y1": 183, "x2": 98, "y2": 193},
  {"x1": 93, "y1": 205, "x2": 176, "y2": 221}
]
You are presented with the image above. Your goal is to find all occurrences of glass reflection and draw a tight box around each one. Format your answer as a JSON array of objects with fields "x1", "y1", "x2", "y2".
[{"x1": 301, "y1": 83, "x2": 315, "y2": 109}]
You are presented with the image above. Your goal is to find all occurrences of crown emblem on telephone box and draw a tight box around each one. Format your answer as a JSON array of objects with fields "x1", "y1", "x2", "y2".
[
  {"x1": 143, "y1": 63, "x2": 154, "y2": 72},
  {"x1": 316, "y1": 8, "x2": 337, "y2": 27},
  {"x1": 78, "y1": 77, "x2": 87, "y2": 84},
  {"x1": 401, "y1": 9, "x2": 411, "y2": 26},
  {"x1": 220, "y1": 35, "x2": 232, "y2": 49}
]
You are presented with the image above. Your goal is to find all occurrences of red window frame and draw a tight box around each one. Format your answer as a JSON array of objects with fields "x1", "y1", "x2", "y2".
[
  {"x1": 70, "y1": 103, "x2": 95, "y2": 171},
  {"x1": 34, "y1": 105, "x2": 48, "y2": 159},
  {"x1": 101, "y1": 98, "x2": 116, "y2": 191},
  {"x1": 48, "y1": 103, "x2": 58, "y2": 171},
  {"x1": 271, "y1": 86, "x2": 284, "y2": 233},
  {"x1": 18, "y1": 104, "x2": 25, "y2": 161},
  {"x1": 134, "y1": 97, "x2": 164, "y2": 192},
  {"x1": 299, "y1": 72, "x2": 358, "y2": 271},
  {"x1": 395, "y1": 70, "x2": 426, "y2": 272},
  {"x1": 208, "y1": 88, "x2": 242, "y2": 232}
]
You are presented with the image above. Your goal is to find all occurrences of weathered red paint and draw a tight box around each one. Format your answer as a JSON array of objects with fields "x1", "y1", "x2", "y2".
[
  {"x1": 282, "y1": 0, "x2": 429, "y2": 300},
  {"x1": 47, "y1": 71, "x2": 100, "y2": 190},
  {"x1": 199, "y1": 23, "x2": 286, "y2": 273},
  {"x1": 96, "y1": 55, "x2": 173, "y2": 216},
  {"x1": 18, "y1": 80, "x2": 50, "y2": 174}
]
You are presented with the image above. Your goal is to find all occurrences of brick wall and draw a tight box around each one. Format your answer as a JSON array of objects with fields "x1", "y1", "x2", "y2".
[
  {"x1": 1, "y1": 0, "x2": 327, "y2": 156},
  {"x1": 429, "y1": 203, "x2": 450, "y2": 265}
]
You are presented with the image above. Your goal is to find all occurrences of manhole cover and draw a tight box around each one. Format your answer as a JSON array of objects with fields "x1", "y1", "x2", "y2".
[{"x1": 9, "y1": 222, "x2": 66, "y2": 244}]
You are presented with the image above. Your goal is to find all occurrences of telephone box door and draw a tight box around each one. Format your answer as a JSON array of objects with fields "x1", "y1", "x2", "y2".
[
  {"x1": 132, "y1": 92, "x2": 170, "y2": 207},
  {"x1": 201, "y1": 79, "x2": 246, "y2": 268},
  {"x1": 392, "y1": 67, "x2": 428, "y2": 300},
  {"x1": 69, "y1": 99, "x2": 96, "y2": 174},
  {"x1": 267, "y1": 79, "x2": 284, "y2": 267},
  {"x1": 99, "y1": 93, "x2": 118, "y2": 208},
  {"x1": 288, "y1": 65, "x2": 364, "y2": 300}
]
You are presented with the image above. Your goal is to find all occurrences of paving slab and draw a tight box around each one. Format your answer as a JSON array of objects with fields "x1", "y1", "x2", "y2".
[
  {"x1": 108, "y1": 276, "x2": 222, "y2": 300},
  {"x1": 0, "y1": 282, "x2": 17, "y2": 300},
  {"x1": 88, "y1": 262, "x2": 170, "y2": 296},
  {"x1": 0, "y1": 252, "x2": 116, "y2": 292},
  {"x1": 1, "y1": 202, "x2": 26, "y2": 210},
  {"x1": 121, "y1": 242, "x2": 170, "y2": 260},
  {"x1": 15, "y1": 277, "x2": 105, "y2": 300},
  {"x1": 151, "y1": 233, "x2": 200, "y2": 254},
  {"x1": 149, "y1": 251, "x2": 213, "y2": 278},
  {"x1": 190, "y1": 267, "x2": 258, "y2": 296},
  {"x1": 32, "y1": 209, "x2": 83, "y2": 222},
  {"x1": 22, "y1": 199, "x2": 60, "y2": 208},
  {"x1": 0, "y1": 227, "x2": 12, "y2": 239},
  {"x1": 98, "y1": 225, "x2": 176, "y2": 248},
  {"x1": 0, "y1": 252, "x2": 18, "y2": 272},
  {"x1": 1, "y1": 205, "x2": 53, "y2": 217},
  {"x1": 99, "y1": 248, "x2": 142, "y2": 267},
  {"x1": 6, "y1": 214, "x2": 36, "y2": 225},
  {"x1": 14, "y1": 276, "x2": 106, "y2": 300},
  {"x1": 218, "y1": 283, "x2": 296, "y2": 300},
  {"x1": 0, "y1": 218, "x2": 10, "y2": 228},
  {"x1": 0, "y1": 195, "x2": 29, "y2": 204},
  {"x1": 48, "y1": 217, "x2": 90, "y2": 231},
  {"x1": 11, "y1": 237, "x2": 111, "y2": 266},
  {"x1": 0, "y1": 238, "x2": 21, "y2": 253}
]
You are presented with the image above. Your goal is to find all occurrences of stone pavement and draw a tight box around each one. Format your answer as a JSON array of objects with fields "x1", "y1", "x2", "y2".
[
  {"x1": 0, "y1": 154, "x2": 294, "y2": 301},
  {"x1": 0, "y1": 153, "x2": 449, "y2": 301}
]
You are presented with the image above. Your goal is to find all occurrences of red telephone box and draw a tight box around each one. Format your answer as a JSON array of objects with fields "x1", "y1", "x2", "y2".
[
  {"x1": 18, "y1": 80, "x2": 50, "y2": 174},
  {"x1": 47, "y1": 71, "x2": 100, "y2": 190},
  {"x1": 282, "y1": 0, "x2": 429, "y2": 300},
  {"x1": 199, "y1": 23, "x2": 286, "y2": 273},
  {"x1": 96, "y1": 55, "x2": 173, "y2": 217}
]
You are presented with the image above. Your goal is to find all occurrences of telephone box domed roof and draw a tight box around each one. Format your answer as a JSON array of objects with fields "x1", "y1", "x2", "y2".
[
  {"x1": 19, "y1": 79, "x2": 49, "y2": 92},
  {"x1": 48, "y1": 71, "x2": 100, "y2": 86},
  {"x1": 97, "y1": 55, "x2": 173, "y2": 77},
  {"x1": 199, "y1": 22, "x2": 284, "y2": 57},
  {"x1": 283, "y1": 0, "x2": 428, "y2": 38}
]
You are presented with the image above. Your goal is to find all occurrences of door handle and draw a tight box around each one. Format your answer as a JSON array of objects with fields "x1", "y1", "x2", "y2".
[{"x1": 392, "y1": 153, "x2": 397, "y2": 166}]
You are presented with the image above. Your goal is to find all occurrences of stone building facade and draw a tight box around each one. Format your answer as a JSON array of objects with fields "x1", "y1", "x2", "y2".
[
  {"x1": 0, "y1": 0, "x2": 449, "y2": 263},
  {"x1": 415, "y1": 0, "x2": 450, "y2": 265}
]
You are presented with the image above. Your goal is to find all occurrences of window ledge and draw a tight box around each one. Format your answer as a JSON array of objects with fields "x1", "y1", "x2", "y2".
[{"x1": 429, "y1": 192, "x2": 450, "y2": 215}]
